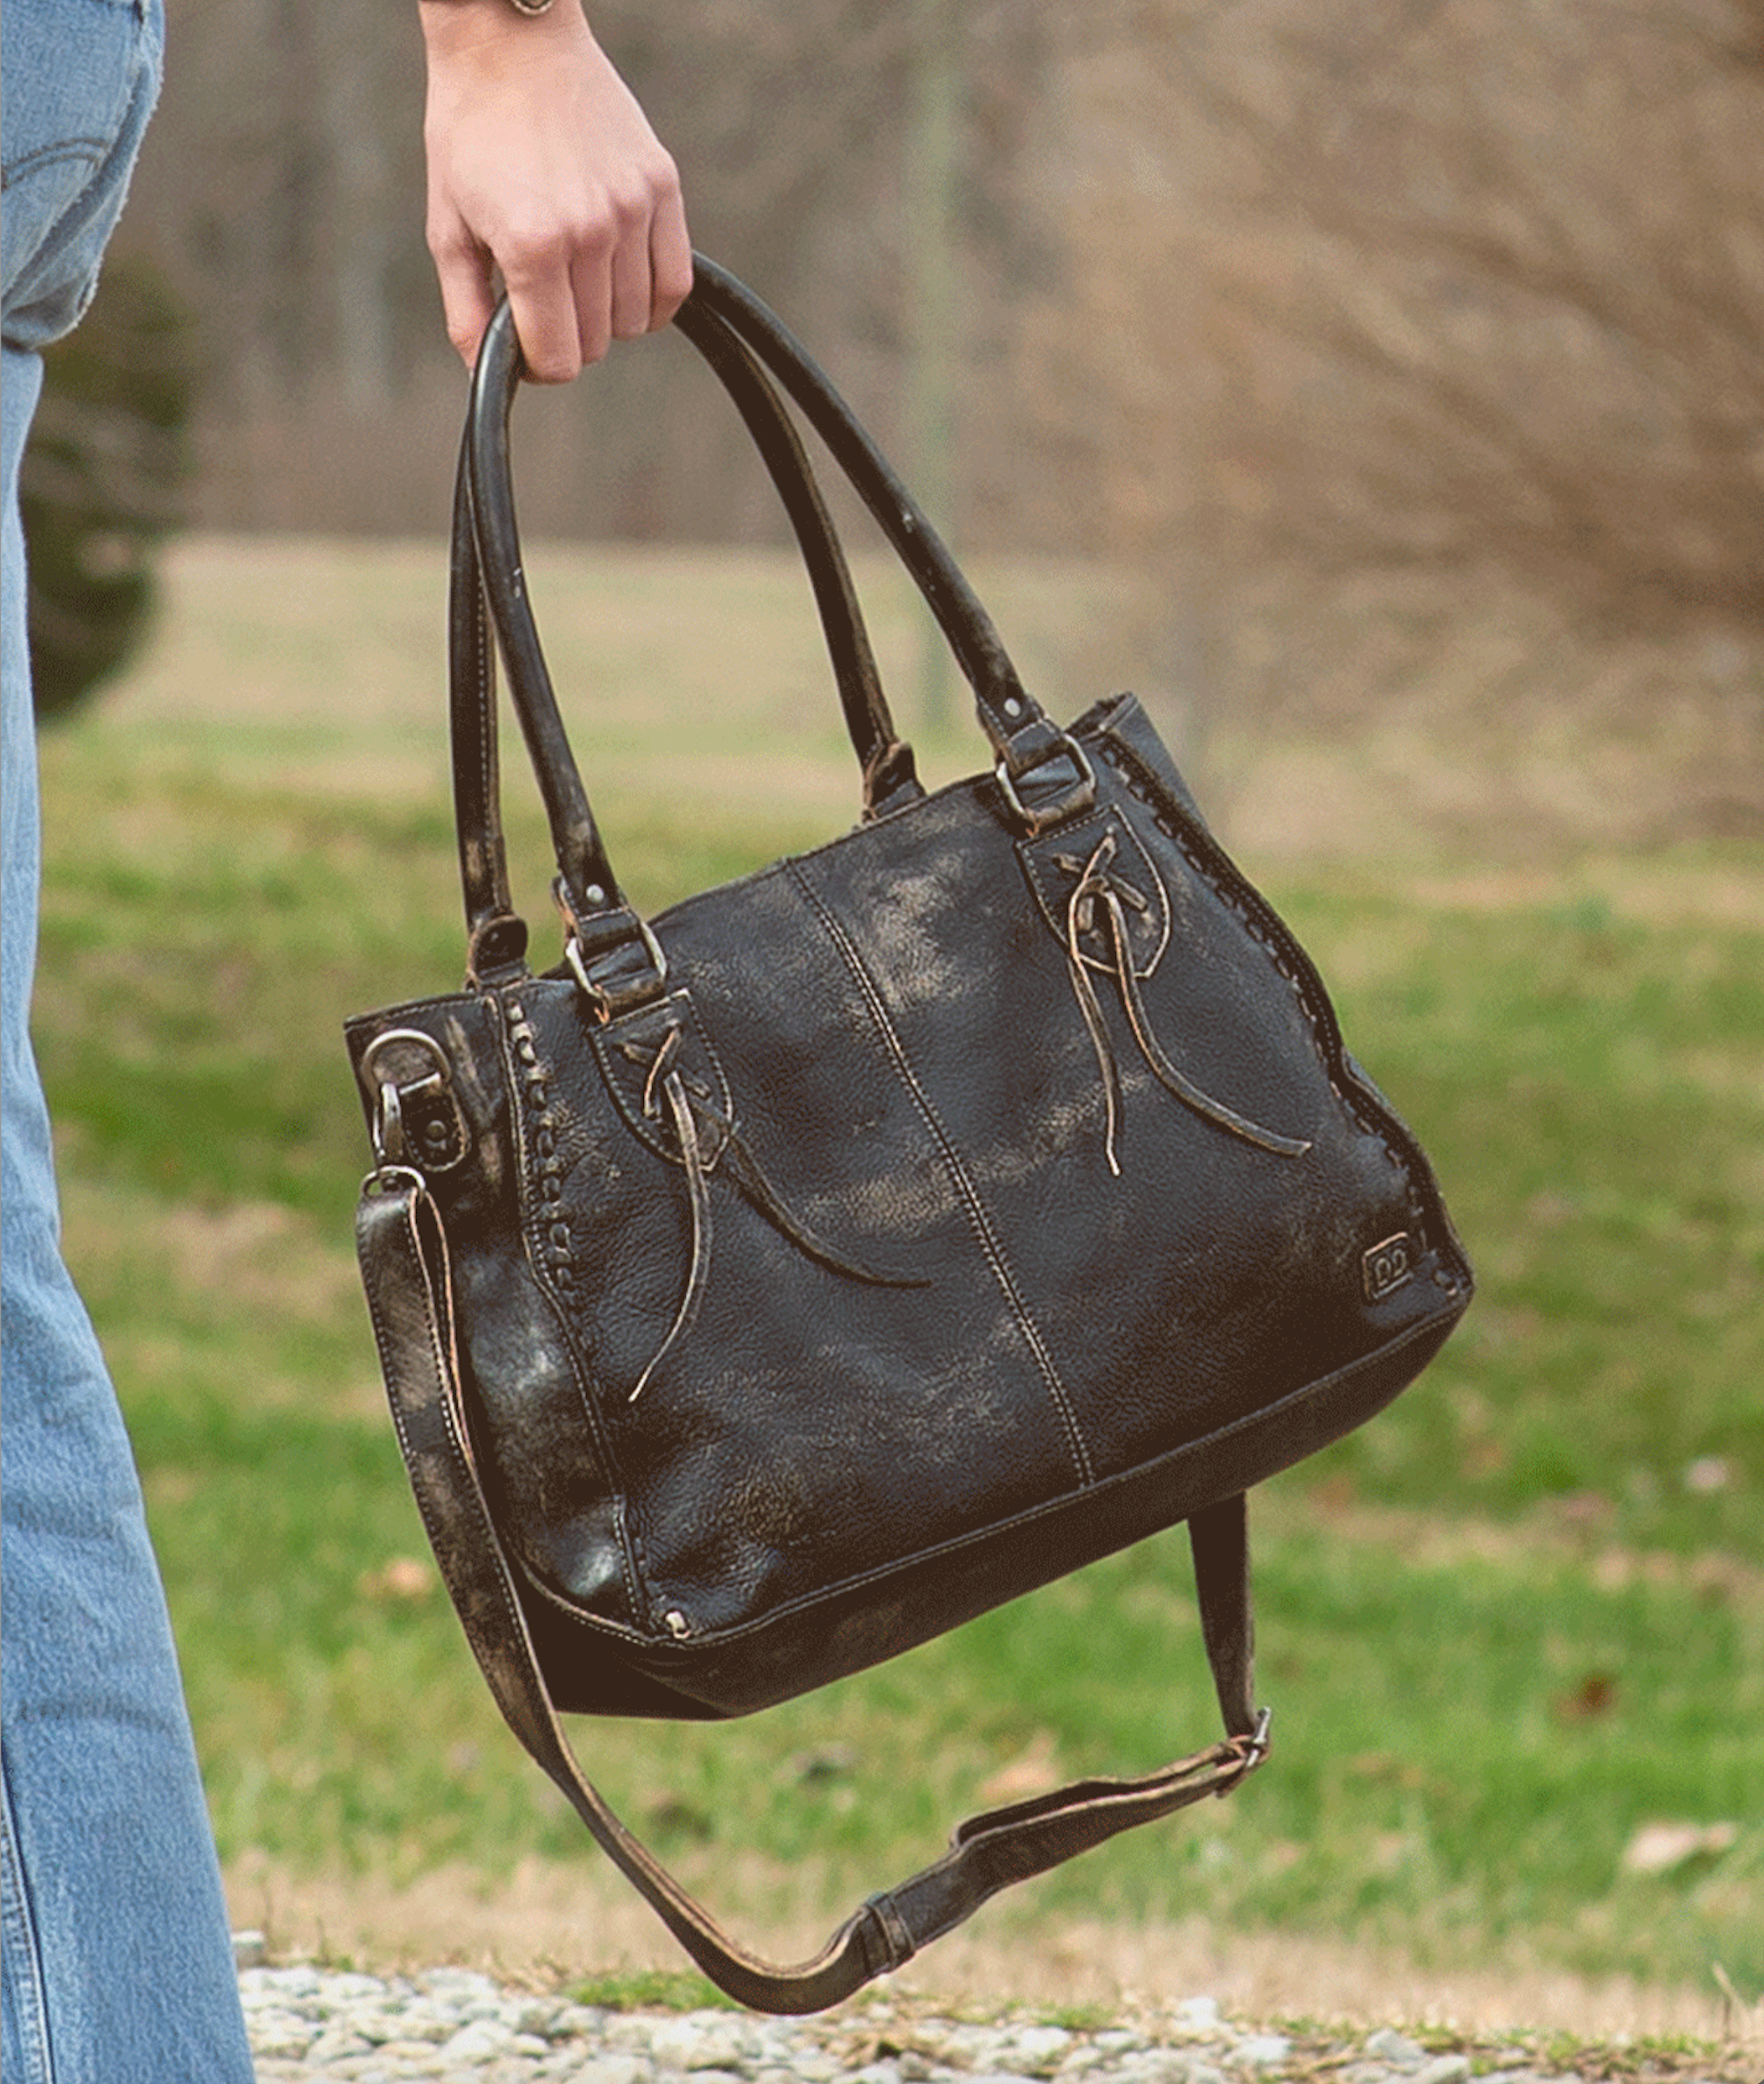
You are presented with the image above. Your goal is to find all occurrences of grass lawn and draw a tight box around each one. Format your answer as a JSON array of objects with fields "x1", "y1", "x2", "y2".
[{"x1": 29, "y1": 537, "x2": 1763, "y2": 2008}]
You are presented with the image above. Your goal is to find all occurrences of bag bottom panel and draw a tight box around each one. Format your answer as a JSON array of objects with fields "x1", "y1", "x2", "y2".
[{"x1": 527, "y1": 1302, "x2": 1466, "y2": 1719}]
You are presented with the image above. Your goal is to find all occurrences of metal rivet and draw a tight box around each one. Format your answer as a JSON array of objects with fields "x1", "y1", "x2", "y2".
[
  {"x1": 663, "y1": 1610, "x2": 690, "y2": 1640},
  {"x1": 584, "y1": 883, "x2": 607, "y2": 908},
  {"x1": 1004, "y1": 697, "x2": 1023, "y2": 718}
]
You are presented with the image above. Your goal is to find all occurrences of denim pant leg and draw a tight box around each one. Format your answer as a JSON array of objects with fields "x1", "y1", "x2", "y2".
[{"x1": 2, "y1": 6, "x2": 254, "y2": 2078}]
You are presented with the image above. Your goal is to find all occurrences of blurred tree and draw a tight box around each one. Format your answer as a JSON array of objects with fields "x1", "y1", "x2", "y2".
[
  {"x1": 22, "y1": 254, "x2": 195, "y2": 722},
  {"x1": 118, "y1": 0, "x2": 1056, "y2": 538},
  {"x1": 1092, "y1": 0, "x2": 1764, "y2": 630}
]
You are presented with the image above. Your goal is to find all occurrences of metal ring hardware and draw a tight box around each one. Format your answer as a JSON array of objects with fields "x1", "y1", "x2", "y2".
[
  {"x1": 994, "y1": 739, "x2": 1097, "y2": 837},
  {"x1": 565, "y1": 916, "x2": 671, "y2": 1024},
  {"x1": 362, "y1": 1029, "x2": 455, "y2": 1167}
]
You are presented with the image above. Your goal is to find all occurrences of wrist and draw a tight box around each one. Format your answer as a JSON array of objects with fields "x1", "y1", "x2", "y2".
[
  {"x1": 421, "y1": 0, "x2": 552, "y2": 14},
  {"x1": 418, "y1": 0, "x2": 587, "y2": 57}
]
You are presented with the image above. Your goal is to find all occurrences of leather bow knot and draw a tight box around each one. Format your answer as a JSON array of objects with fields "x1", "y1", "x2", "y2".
[{"x1": 1057, "y1": 831, "x2": 1312, "y2": 1177}]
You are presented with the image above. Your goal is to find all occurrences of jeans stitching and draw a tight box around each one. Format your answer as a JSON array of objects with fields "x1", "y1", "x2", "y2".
[
  {"x1": 1, "y1": 1744, "x2": 55, "y2": 2084},
  {"x1": 0, "y1": 142, "x2": 111, "y2": 192}
]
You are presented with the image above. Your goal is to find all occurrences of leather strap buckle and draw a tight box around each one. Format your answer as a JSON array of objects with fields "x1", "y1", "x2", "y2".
[
  {"x1": 994, "y1": 738, "x2": 1097, "y2": 837},
  {"x1": 566, "y1": 914, "x2": 671, "y2": 1023}
]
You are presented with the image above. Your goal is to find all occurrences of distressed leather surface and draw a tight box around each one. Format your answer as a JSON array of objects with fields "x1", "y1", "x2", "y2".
[{"x1": 347, "y1": 677, "x2": 1469, "y2": 1717}]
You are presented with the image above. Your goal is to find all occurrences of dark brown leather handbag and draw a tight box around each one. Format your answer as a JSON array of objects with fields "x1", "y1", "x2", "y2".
[{"x1": 347, "y1": 257, "x2": 1471, "y2": 2014}]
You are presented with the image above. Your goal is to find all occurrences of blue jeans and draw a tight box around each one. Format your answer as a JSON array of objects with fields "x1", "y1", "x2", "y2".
[{"x1": 2, "y1": 3, "x2": 254, "y2": 2076}]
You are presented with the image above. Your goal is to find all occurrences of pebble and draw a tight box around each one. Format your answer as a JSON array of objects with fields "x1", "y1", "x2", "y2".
[
  {"x1": 1413, "y1": 2061, "x2": 1471, "y2": 2084},
  {"x1": 236, "y1": 1962, "x2": 1745, "y2": 2084},
  {"x1": 1363, "y1": 2032, "x2": 1426, "y2": 2070}
]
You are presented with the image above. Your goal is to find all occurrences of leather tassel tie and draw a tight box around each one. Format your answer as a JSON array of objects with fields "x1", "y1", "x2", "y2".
[
  {"x1": 626, "y1": 1026, "x2": 926, "y2": 1402},
  {"x1": 1059, "y1": 832, "x2": 1312, "y2": 1177}
]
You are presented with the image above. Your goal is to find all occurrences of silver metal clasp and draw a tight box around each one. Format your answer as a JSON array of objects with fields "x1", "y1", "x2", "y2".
[
  {"x1": 1239, "y1": 1706, "x2": 1274, "y2": 1779},
  {"x1": 565, "y1": 914, "x2": 671, "y2": 1024},
  {"x1": 362, "y1": 1028, "x2": 458, "y2": 1172}
]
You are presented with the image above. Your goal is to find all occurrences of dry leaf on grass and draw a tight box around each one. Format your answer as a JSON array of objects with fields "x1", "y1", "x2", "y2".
[{"x1": 1620, "y1": 1820, "x2": 1740, "y2": 1876}]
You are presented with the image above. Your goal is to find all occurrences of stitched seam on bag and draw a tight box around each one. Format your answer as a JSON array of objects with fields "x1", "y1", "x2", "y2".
[
  {"x1": 786, "y1": 862, "x2": 1097, "y2": 1489},
  {"x1": 493, "y1": 987, "x2": 655, "y2": 1626},
  {"x1": 470, "y1": 578, "x2": 496, "y2": 889},
  {"x1": 1095, "y1": 733, "x2": 1466, "y2": 1300},
  {"x1": 1112, "y1": 734, "x2": 1443, "y2": 1288}
]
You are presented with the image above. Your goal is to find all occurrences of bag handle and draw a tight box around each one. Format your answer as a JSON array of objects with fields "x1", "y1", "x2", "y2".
[
  {"x1": 448, "y1": 293, "x2": 923, "y2": 980},
  {"x1": 464, "y1": 257, "x2": 1097, "y2": 1010},
  {"x1": 356, "y1": 1169, "x2": 1270, "y2": 2016},
  {"x1": 677, "y1": 293, "x2": 924, "y2": 816}
]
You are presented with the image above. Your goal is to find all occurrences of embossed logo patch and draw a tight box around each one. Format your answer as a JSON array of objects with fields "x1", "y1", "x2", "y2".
[{"x1": 1362, "y1": 1232, "x2": 1416, "y2": 1303}]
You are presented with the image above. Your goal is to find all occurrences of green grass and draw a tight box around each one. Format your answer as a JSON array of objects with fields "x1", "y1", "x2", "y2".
[
  {"x1": 566, "y1": 1970, "x2": 739, "y2": 2013},
  {"x1": 1272, "y1": 878, "x2": 1764, "y2": 1560},
  {"x1": 29, "y1": 539, "x2": 1763, "y2": 2002}
]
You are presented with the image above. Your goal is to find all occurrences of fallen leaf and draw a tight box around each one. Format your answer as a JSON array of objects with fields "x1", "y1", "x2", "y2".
[
  {"x1": 1621, "y1": 1820, "x2": 1739, "y2": 1875},
  {"x1": 978, "y1": 1729, "x2": 1061, "y2": 1802},
  {"x1": 786, "y1": 1744, "x2": 860, "y2": 1786},
  {"x1": 1552, "y1": 1671, "x2": 1619, "y2": 1720},
  {"x1": 643, "y1": 1796, "x2": 714, "y2": 1843},
  {"x1": 358, "y1": 1556, "x2": 434, "y2": 1601}
]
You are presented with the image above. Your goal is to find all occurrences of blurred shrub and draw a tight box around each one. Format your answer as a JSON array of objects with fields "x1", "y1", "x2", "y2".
[
  {"x1": 995, "y1": 0, "x2": 1764, "y2": 836},
  {"x1": 1040, "y1": 0, "x2": 1764, "y2": 632},
  {"x1": 23, "y1": 254, "x2": 194, "y2": 722}
]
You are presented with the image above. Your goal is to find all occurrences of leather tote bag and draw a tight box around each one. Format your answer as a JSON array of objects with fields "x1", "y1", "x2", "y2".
[{"x1": 347, "y1": 257, "x2": 1472, "y2": 2014}]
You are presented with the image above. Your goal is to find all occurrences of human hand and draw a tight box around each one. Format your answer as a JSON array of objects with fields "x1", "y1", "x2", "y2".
[{"x1": 419, "y1": 0, "x2": 692, "y2": 381}]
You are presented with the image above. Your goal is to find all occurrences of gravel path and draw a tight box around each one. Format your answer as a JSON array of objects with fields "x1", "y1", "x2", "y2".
[{"x1": 238, "y1": 1958, "x2": 1754, "y2": 2084}]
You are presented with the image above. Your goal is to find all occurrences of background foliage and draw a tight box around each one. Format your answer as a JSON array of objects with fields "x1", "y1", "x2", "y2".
[
  {"x1": 99, "y1": 0, "x2": 1763, "y2": 829},
  {"x1": 21, "y1": 257, "x2": 193, "y2": 719}
]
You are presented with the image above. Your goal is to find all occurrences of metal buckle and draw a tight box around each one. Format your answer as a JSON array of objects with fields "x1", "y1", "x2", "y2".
[
  {"x1": 360, "y1": 1161, "x2": 428, "y2": 1200},
  {"x1": 362, "y1": 1028, "x2": 453, "y2": 1167},
  {"x1": 1235, "y1": 1706, "x2": 1274, "y2": 1781},
  {"x1": 994, "y1": 738, "x2": 1097, "y2": 836},
  {"x1": 1214, "y1": 1707, "x2": 1274, "y2": 1799},
  {"x1": 566, "y1": 915, "x2": 671, "y2": 1024}
]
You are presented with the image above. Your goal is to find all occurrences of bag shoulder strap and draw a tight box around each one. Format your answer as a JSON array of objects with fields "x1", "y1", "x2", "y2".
[{"x1": 355, "y1": 1169, "x2": 1271, "y2": 2015}]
